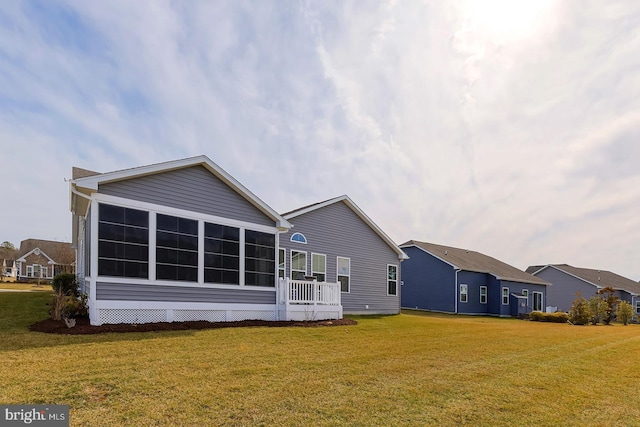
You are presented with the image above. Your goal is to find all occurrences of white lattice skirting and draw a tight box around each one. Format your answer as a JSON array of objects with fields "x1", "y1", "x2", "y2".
[{"x1": 93, "y1": 303, "x2": 278, "y2": 325}]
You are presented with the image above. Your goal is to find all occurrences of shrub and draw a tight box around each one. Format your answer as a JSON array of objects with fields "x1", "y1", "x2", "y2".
[
  {"x1": 52, "y1": 273, "x2": 79, "y2": 297},
  {"x1": 597, "y1": 287, "x2": 619, "y2": 325},
  {"x1": 568, "y1": 296, "x2": 591, "y2": 325},
  {"x1": 529, "y1": 311, "x2": 568, "y2": 323},
  {"x1": 617, "y1": 301, "x2": 634, "y2": 326},
  {"x1": 588, "y1": 296, "x2": 608, "y2": 325},
  {"x1": 529, "y1": 311, "x2": 545, "y2": 322}
]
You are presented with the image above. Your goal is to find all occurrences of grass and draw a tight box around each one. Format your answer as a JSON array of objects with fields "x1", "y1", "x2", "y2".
[
  {"x1": 0, "y1": 282, "x2": 53, "y2": 291},
  {"x1": 2, "y1": 294, "x2": 640, "y2": 426}
]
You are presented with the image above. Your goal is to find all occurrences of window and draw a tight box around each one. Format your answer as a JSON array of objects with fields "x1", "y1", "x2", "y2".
[
  {"x1": 502, "y1": 287, "x2": 509, "y2": 305},
  {"x1": 290, "y1": 232, "x2": 307, "y2": 244},
  {"x1": 98, "y1": 203, "x2": 149, "y2": 278},
  {"x1": 522, "y1": 289, "x2": 528, "y2": 300},
  {"x1": 156, "y1": 214, "x2": 198, "y2": 282},
  {"x1": 26, "y1": 265, "x2": 33, "y2": 277},
  {"x1": 204, "y1": 222, "x2": 240, "y2": 284},
  {"x1": 312, "y1": 253, "x2": 326, "y2": 282},
  {"x1": 245, "y1": 230, "x2": 275, "y2": 287},
  {"x1": 388, "y1": 265, "x2": 398, "y2": 296},
  {"x1": 480, "y1": 286, "x2": 487, "y2": 304},
  {"x1": 460, "y1": 284, "x2": 468, "y2": 303},
  {"x1": 337, "y1": 257, "x2": 350, "y2": 293},
  {"x1": 532, "y1": 291, "x2": 543, "y2": 311},
  {"x1": 278, "y1": 249, "x2": 285, "y2": 279},
  {"x1": 41, "y1": 266, "x2": 48, "y2": 278},
  {"x1": 291, "y1": 251, "x2": 307, "y2": 280},
  {"x1": 636, "y1": 300, "x2": 640, "y2": 315}
]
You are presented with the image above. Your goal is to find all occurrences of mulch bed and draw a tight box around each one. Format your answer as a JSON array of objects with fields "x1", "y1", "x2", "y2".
[{"x1": 30, "y1": 317, "x2": 357, "y2": 335}]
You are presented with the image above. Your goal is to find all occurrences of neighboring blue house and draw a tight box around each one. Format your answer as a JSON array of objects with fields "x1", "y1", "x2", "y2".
[
  {"x1": 280, "y1": 195, "x2": 408, "y2": 315},
  {"x1": 70, "y1": 156, "x2": 406, "y2": 325},
  {"x1": 401, "y1": 241, "x2": 549, "y2": 316},
  {"x1": 526, "y1": 264, "x2": 640, "y2": 314}
]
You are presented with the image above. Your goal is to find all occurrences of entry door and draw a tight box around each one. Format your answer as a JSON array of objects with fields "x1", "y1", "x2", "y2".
[{"x1": 532, "y1": 292, "x2": 543, "y2": 311}]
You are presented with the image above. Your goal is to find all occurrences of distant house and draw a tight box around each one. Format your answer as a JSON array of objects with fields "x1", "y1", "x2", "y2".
[
  {"x1": 1, "y1": 247, "x2": 17, "y2": 282},
  {"x1": 280, "y1": 195, "x2": 408, "y2": 316},
  {"x1": 70, "y1": 156, "x2": 406, "y2": 325},
  {"x1": 401, "y1": 241, "x2": 549, "y2": 316},
  {"x1": 15, "y1": 239, "x2": 75, "y2": 281},
  {"x1": 526, "y1": 264, "x2": 640, "y2": 314}
]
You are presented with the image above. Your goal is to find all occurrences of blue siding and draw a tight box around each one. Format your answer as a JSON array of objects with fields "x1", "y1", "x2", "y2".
[
  {"x1": 534, "y1": 267, "x2": 597, "y2": 312},
  {"x1": 401, "y1": 246, "x2": 456, "y2": 313},
  {"x1": 402, "y1": 246, "x2": 548, "y2": 316},
  {"x1": 457, "y1": 271, "x2": 490, "y2": 315}
]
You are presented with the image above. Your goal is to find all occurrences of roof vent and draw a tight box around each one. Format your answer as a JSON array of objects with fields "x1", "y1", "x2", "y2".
[{"x1": 445, "y1": 250, "x2": 448, "y2": 255}]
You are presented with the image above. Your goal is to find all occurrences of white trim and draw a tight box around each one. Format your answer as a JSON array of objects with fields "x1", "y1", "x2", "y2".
[
  {"x1": 284, "y1": 195, "x2": 408, "y2": 260},
  {"x1": 94, "y1": 276, "x2": 276, "y2": 291},
  {"x1": 198, "y1": 220, "x2": 205, "y2": 284},
  {"x1": 401, "y1": 243, "x2": 459, "y2": 270},
  {"x1": 460, "y1": 284, "x2": 468, "y2": 303},
  {"x1": 502, "y1": 287, "x2": 509, "y2": 305},
  {"x1": 93, "y1": 193, "x2": 279, "y2": 234},
  {"x1": 71, "y1": 155, "x2": 292, "y2": 230},
  {"x1": 337, "y1": 256, "x2": 351, "y2": 293},
  {"x1": 239, "y1": 227, "x2": 246, "y2": 286},
  {"x1": 480, "y1": 285, "x2": 487, "y2": 304},
  {"x1": 90, "y1": 201, "x2": 99, "y2": 321},
  {"x1": 16, "y1": 247, "x2": 56, "y2": 264},
  {"x1": 290, "y1": 232, "x2": 307, "y2": 244},
  {"x1": 522, "y1": 288, "x2": 529, "y2": 303},
  {"x1": 148, "y1": 211, "x2": 157, "y2": 281},
  {"x1": 311, "y1": 253, "x2": 326, "y2": 282},
  {"x1": 387, "y1": 264, "x2": 398, "y2": 296},
  {"x1": 532, "y1": 291, "x2": 543, "y2": 311}
]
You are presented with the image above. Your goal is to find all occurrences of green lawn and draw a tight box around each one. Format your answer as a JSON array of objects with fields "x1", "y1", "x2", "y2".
[{"x1": 2, "y1": 293, "x2": 640, "y2": 426}]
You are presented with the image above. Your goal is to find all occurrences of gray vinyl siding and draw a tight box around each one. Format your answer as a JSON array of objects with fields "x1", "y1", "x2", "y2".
[
  {"x1": 99, "y1": 166, "x2": 274, "y2": 226},
  {"x1": 96, "y1": 282, "x2": 275, "y2": 304},
  {"x1": 281, "y1": 201, "x2": 401, "y2": 315},
  {"x1": 534, "y1": 267, "x2": 598, "y2": 312}
]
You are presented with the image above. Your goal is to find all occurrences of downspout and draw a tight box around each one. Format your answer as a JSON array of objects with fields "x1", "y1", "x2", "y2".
[{"x1": 454, "y1": 268, "x2": 461, "y2": 314}]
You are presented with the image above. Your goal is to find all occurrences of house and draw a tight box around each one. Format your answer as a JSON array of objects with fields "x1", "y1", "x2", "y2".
[
  {"x1": 401, "y1": 241, "x2": 549, "y2": 316},
  {"x1": 526, "y1": 264, "x2": 640, "y2": 315},
  {"x1": 70, "y1": 155, "x2": 405, "y2": 325},
  {"x1": 280, "y1": 195, "x2": 408, "y2": 316},
  {"x1": 15, "y1": 239, "x2": 75, "y2": 281},
  {"x1": 1, "y1": 247, "x2": 17, "y2": 282}
]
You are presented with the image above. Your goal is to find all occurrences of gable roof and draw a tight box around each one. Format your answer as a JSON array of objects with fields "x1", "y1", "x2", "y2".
[
  {"x1": 402, "y1": 240, "x2": 549, "y2": 285},
  {"x1": 70, "y1": 155, "x2": 291, "y2": 230},
  {"x1": 283, "y1": 195, "x2": 408, "y2": 260},
  {"x1": 527, "y1": 264, "x2": 640, "y2": 295},
  {"x1": 17, "y1": 239, "x2": 75, "y2": 265}
]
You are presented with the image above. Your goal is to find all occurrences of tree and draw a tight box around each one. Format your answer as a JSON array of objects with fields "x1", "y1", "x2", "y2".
[
  {"x1": 568, "y1": 294, "x2": 591, "y2": 325},
  {"x1": 588, "y1": 296, "x2": 608, "y2": 325},
  {"x1": 1, "y1": 241, "x2": 15, "y2": 251},
  {"x1": 616, "y1": 301, "x2": 634, "y2": 326},
  {"x1": 597, "y1": 287, "x2": 619, "y2": 325}
]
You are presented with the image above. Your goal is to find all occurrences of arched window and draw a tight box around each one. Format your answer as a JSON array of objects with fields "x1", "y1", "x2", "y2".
[{"x1": 290, "y1": 232, "x2": 307, "y2": 244}]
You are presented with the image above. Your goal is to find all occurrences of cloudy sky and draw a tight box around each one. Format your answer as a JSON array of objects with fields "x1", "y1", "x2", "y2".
[{"x1": 1, "y1": 0, "x2": 639, "y2": 280}]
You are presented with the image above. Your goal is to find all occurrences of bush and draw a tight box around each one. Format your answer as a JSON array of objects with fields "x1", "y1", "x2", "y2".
[
  {"x1": 588, "y1": 296, "x2": 608, "y2": 325},
  {"x1": 52, "y1": 273, "x2": 79, "y2": 297},
  {"x1": 568, "y1": 296, "x2": 591, "y2": 325},
  {"x1": 529, "y1": 311, "x2": 569, "y2": 323},
  {"x1": 617, "y1": 301, "x2": 634, "y2": 326}
]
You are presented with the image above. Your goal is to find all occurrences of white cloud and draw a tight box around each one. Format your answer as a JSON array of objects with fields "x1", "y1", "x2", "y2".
[{"x1": 1, "y1": 0, "x2": 639, "y2": 280}]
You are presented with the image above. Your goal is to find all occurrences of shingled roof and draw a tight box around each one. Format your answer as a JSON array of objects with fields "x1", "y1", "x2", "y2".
[
  {"x1": 17, "y1": 239, "x2": 75, "y2": 265},
  {"x1": 527, "y1": 264, "x2": 640, "y2": 295},
  {"x1": 403, "y1": 240, "x2": 549, "y2": 285}
]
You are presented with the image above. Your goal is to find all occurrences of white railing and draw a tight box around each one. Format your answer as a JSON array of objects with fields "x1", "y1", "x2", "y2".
[{"x1": 280, "y1": 278, "x2": 341, "y2": 306}]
